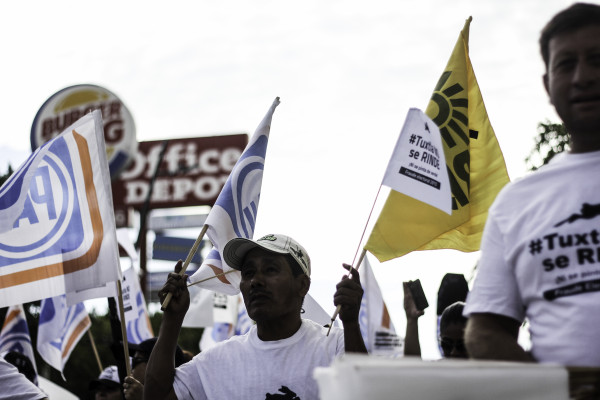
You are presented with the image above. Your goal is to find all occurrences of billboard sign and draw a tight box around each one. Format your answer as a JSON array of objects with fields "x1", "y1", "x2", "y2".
[
  {"x1": 31, "y1": 84, "x2": 137, "y2": 178},
  {"x1": 111, "y1": 134, "x2": 247, "y2": 210}
]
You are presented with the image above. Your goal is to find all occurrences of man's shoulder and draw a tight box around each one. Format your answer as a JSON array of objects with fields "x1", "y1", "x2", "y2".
[
  {"x1": 302, "y1": 318, "x2": 334, "y2": 335},
  {"x1": 300, "y1": 319, "x2": 344, "y2": 344},
  {"x1": 495, "y1": 150, "x2": 599, "y2": 206}
]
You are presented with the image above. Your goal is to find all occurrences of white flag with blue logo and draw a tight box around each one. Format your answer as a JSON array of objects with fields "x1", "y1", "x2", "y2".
[
  {"x1": 0, "y1": 111, "x2": 121, "y2": 307},
  {"x1": 0, "y1": 304, "x2": 38, "y2": 381},
  {"x1": 37, "y1": 294, "x2": 91, "y2": 374},
  {"x1": 189, "y1": 98, "x2": 279, "y2": 295},
  {"x1": 358, "y1": 256, "x2": 403, "y2": 356}
]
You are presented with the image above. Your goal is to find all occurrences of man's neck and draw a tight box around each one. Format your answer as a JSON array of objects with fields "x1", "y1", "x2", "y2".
[
  {"x1": 256, "y1": 314, "x2": 302, "y2": 341},
  {"x1": 569, "y1": 134, "x2": 600, "y2": 153}
]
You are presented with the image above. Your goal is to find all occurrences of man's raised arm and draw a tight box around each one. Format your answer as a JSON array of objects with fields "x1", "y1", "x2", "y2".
[{"x1": 144, "y1": 261, "x2": 189, "y2": 400}]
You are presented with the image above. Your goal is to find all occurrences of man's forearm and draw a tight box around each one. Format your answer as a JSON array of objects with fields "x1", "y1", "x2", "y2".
[
  {"x1": 342, "y1": 321, "x2": 368, "y2": 353},
  {"x1": 465, "y1": 313, "x2": 534, "y2": 362},
  {"x1": 404, "y1": 318, "x2": 421, "y2": 357},
  {"x1": 466, "y1": 329, "x2": 533, "y2": 362},
  {"x1": 144, "y1": 316, "x2": 183, "y2": 400}
]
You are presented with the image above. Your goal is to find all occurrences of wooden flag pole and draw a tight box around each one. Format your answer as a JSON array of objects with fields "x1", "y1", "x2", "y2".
[
  {"x1": 326, "y1": 248, "x2": 367, "y2": 336},
  {"x1": 187, "y1": 269, "x2": 236, "y2": 287},
  {"x1": 116, "y1": 280, "x2": 132, "y2": 376},
  {"x1": 161, "y1": 224, "x2": 209, "y2": 311},
  {"x1": 87, "y1": 330, "x2": 103, "y2": 374}
]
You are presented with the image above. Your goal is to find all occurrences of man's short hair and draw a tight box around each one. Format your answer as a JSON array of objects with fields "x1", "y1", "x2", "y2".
[
  {"x1": 439, "y1": 301, "x2": 467, "y2": 333},
  {"x1": 540, "y1": 3, "x2": 600, "y2": 68}
]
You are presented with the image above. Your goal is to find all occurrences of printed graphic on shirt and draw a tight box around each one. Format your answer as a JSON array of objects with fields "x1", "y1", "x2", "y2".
[
  {"x1": 265, "y1": 385, "x2": 300, "y2": 400},
  {"x1": 527, "y1": 202, "x2": 600, "y2": 301},
  {"x1": 554, "y1": 203, "x2": 600, "y2": 227}
]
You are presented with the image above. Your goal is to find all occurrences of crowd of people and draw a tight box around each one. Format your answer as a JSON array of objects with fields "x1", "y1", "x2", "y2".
[{"x1": 2, "y1": 2, "x2": 600, "y2": 399}]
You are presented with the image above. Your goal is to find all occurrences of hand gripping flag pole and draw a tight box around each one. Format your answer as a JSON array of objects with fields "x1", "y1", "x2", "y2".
[{"x1": 161, "y1": 225, "x2": 208, "y2": 310}]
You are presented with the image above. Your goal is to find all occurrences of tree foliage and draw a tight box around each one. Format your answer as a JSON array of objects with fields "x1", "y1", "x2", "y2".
[
  {"x1": 0, "y1": 164, "x2": 13, "y2": 187},
  {"x1": 525, "y1": 120, "x2": 569, "y2": 171}
]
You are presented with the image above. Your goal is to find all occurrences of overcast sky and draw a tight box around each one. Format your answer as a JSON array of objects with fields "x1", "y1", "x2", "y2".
[{"x1": 0, "y1": 0, "x2": 584, "y2": 358}]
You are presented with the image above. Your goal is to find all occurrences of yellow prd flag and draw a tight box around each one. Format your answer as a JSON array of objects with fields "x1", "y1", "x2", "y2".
[{"x1": 365, "y1": 17, "x2": 509, "y2": 262}]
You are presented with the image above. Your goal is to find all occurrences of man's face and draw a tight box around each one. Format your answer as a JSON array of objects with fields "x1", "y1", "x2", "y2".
[
  {"x1": 94, "y1": 386, "x2": 121, "y2": 400},
  {"x1": 439, "y1": 322, "x2": 468, "y2": 359},
  {"x1": 544, "y1": 25, "x2": 600, "y2": 139},
  {"x1": 131, "y1": 350, "x2": 148, "y2": 384},
  {"x1": 239, "y1": 248, "x2": 308, "y2": 323}
]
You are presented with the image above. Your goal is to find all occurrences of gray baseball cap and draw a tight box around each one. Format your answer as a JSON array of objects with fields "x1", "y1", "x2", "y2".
[{"x1": 223, "y1": 234, "x2": 311, "y2": 277}]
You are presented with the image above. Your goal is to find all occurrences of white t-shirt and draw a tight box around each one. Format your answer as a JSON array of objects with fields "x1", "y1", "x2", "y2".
[
  {"x1": 0, "y1": 359, "x2": 46, "y2": 400},
  {"x1": 464, "y1": 150, "x2": 600, "y2": 366},
  {"x1": 173, "y1": 318, "x2": 344, "y2": 400}
]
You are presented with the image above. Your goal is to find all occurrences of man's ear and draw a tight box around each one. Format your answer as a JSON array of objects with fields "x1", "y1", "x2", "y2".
[{"x1": 297, "y1": 275, "x2": 310, "y2": 297}]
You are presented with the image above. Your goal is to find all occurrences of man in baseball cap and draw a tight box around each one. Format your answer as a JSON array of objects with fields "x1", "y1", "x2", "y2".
[
  {"x1": 146, "y1": 233, "x2": 366, "y2": 400},
  {"x1": 89, "y1": 365, "x2": 121, "y2": 400}
]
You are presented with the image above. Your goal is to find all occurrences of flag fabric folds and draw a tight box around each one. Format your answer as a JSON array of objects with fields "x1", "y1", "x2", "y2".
[
  {"x1": 358, "y1": 256, "x2": 402, "y2": 355},
  {"x1": 182, "y1": 285, "x2": 214, "y2": 328},
  {"x1": 0, "y1": 304, "x2": 38, "y2": 381},
  {"x1": 37, "y1": 295, "x2": 91, "y2": 374},
  {"x1": 189, "y1": 98, "x2": 280, "y2": 294},
  {"x1": 365, "y1": 18, "x2": 510, "y2": 261},
  {"x1": 0, "y1": 111, "x2": 121, "y2": 307}
]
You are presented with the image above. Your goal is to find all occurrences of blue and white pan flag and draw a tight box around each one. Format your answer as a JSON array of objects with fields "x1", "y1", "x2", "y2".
[
  {"x1": 37, "y1": 294, "x2": 91, "y2": 374},
  {"x1": 189, "y1": 97, "x2": 280, "y2": 294},
  {"x1": 120, "y1": 267, "x2": 153, "y2": 344},
  {"x1": 0, "y1": 304, "x2": 38, "y2": 381},
  {"x1": 0, "y1": 111, "x2": 121, "y2": 307},
  {"x1": 358, "y1": 256, "x2": 403, "y2": 356}
]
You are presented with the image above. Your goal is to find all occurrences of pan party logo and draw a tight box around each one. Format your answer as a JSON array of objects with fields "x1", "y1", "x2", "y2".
[
  {"x1": 1, "y1": 136, "x2": 83, "y2": 263},
  {"x1": 0, "y1": 131, "x2": 104, "y2": 285}
]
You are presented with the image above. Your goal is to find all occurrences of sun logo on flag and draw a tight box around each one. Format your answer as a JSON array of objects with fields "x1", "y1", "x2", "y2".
[
  {"x1": 427, "y1": 71, "x2": 471, "y2": 150},
  {"x1": 426, "y1": 70, "x2": 479, "y2": 210}
]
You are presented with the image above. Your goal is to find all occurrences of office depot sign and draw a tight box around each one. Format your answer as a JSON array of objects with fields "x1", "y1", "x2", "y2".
[{"x1": 111, "y1": 134, "x2": 247, "y2": 210}]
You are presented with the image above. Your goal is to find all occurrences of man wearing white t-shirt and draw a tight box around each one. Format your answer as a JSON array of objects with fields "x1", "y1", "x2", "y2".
[
  {"x1": 464, "y1": 3, "x2": 600, "y2": 369},
  {"x1": 144, "y1": 234, "x2": 366, "y2": 400}
]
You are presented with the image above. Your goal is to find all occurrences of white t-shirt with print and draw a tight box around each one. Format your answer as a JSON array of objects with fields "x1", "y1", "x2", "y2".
[
  {"x1": 464, "y1": 150, "x2": 600, "y2": 367},
  {"x1": 173, "y1": 318, "x2": 344, "y2": 400}
]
